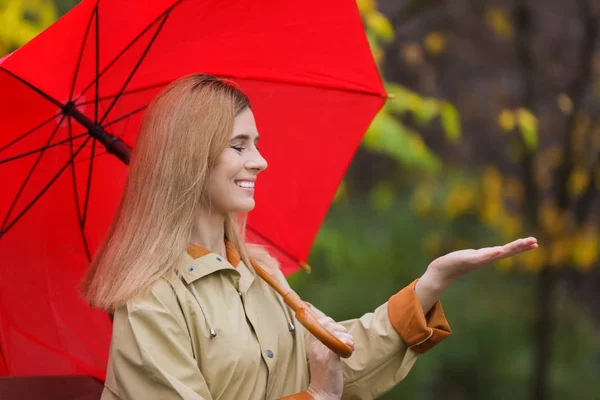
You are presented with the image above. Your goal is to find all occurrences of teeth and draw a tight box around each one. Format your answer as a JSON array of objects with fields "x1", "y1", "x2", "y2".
[{"x1": 236, "y1": 181, "x2": 254, "y2": 189}]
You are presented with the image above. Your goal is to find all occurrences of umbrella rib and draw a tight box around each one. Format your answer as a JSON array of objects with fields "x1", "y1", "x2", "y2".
[
  {"x1": 67, "y1": 116, "x2": 93, "y2": 261},
  {"x1": 0, "y1": 132, "x2": 88, "y2": 165},
  {"x1": 82, "y1": 139, "x2": 96, "y2": 228},
  {"x1": 1, "y1": 113, "x2": 67, "y2": 232},
  {"x1": 73, "y1": 0, "x2": 183, "y2": 105},
  {"x1": 104, "y1": 104, "x2": 148, "y2": 129},
  {"x1": 0, "y1": 136, "x2": 92, "y2": 238},
  {"x1": 67, "y1": 116, "x2": 84, "y2": 226},
  {"x1": 76, "y1": 81, "x2": 168, "y2": 106},
  {"x1": 0, "y1": 113, "x2": 60, "y2": 155},
  {"x1": 99, "y1": 10, "x2": 172, "y2": 125},
  {"x1": 94, "y1": 3, "x2": 100, "y2": 123},
  {"x1": 0, "y1": 67, "x2": 63, "y2": 109},
  {"x1": 69, "y1": 4, "x2": 96, "y2": 101}
]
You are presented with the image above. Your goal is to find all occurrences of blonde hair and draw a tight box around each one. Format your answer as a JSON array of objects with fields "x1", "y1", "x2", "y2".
[{"x1": 81, "y1": 74, "x2": 278, "y2": 312}]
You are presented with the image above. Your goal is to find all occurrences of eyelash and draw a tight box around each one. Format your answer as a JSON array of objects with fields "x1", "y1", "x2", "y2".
[{"x1": 230, "y1": 145, "x2": 260, "y2": 152}]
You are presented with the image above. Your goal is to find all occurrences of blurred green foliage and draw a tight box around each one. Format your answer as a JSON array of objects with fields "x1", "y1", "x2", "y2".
[{"x1": 1, "y1": 0, "x2": 598, "y2": 398}]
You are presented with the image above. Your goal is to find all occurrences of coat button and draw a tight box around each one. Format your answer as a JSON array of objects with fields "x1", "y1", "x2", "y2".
[
  {"x1": 216, "y1": 257, "x2": 223, "y2": 262},
  {"x1": 188, "y1": 266, "x2": 195, "y2": 273},
  {"x1": 265, "y1": 350, "x2": 274, "y2": 358}
]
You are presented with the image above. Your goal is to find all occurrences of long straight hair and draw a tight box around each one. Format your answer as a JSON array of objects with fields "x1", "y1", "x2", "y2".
[{"x1": 81, "y1": 74, "x2": 278, "y2": 312}]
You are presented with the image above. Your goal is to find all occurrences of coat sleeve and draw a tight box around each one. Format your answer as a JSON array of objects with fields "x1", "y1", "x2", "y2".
[
  {"x1": 306, "y1": 279, "x2": 452, "y2": 400},
  {"x1": 103, "y1": 281, "x2": 213, "y2": 400}
]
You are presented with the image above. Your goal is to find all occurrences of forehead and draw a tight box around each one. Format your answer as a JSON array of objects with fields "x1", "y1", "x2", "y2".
[{"x1": 232, "y1": 109, "x2": 258, "y2": 138}]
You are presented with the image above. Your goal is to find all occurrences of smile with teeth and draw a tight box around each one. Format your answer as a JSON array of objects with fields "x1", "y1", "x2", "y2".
[{"x1": 235, "y1": 181, "x2": 255, "y2": 189}]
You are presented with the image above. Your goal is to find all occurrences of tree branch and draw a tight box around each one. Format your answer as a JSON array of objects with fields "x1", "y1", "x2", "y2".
[{"x1": 554, "y1": 0, "x2": 598, "y2": 214}]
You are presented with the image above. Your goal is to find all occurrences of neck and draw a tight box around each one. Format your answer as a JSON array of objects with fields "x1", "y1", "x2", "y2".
[{"x1": 190, "y1": 208, "x2": 227, "y2": 258}]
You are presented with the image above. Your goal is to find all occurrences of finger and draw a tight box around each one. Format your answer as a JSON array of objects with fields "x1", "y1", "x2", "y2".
[
  {"x1": 329, "y1": 323, "x2": 349, "y2": 334},
  {"x1": 483, "y1": 237, "x2": 539, "y2": 262},
  {"x1": 318, "y1": 318, "x2": 349, "y2": 335},
  {"x1": 334, "y1": 332, "x2": 355, "y2": 349}
]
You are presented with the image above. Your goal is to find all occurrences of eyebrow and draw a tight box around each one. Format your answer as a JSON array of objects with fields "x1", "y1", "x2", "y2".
[{"x1": 230, "y1": 134, "x2": 260, "y2": 143}]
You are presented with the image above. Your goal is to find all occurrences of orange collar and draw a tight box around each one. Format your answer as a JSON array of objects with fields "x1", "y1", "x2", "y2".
[{"x1": 186, "y1": 241, "x2": 241, "y2": 267}]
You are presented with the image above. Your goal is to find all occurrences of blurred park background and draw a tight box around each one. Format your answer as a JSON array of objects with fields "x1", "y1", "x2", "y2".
[{"x1": 1, "y1": 0, "x2": 599, "y2": 399}]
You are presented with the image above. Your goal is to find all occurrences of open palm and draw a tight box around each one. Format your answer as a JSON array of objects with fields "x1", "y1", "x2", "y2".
[{"x1": 429, "y1": 237, "x2": 539, "y2": 282}]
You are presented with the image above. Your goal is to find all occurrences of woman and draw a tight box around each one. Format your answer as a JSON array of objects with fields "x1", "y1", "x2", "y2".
[{"x1": 81, "y1": 74, "x2": 538, "y2": 400}]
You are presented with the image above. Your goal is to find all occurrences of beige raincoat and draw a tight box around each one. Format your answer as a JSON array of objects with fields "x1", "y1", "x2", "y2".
[{"x1": 101, "y1": 243, "x2": 451, "y2": 400}]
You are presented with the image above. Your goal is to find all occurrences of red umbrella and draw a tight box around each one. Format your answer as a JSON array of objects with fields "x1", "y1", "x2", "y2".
[{"x1": 0, "y1": 0, "x2": 386, "y2": 379}]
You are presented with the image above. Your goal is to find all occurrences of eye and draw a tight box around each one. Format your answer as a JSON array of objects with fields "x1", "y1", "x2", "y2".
[{"x1": 230, "y1": 145, "x2": 245, "y2": 152}]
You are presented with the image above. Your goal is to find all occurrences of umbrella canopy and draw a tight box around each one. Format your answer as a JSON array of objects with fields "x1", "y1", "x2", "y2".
[{"x1": 0, "y1": 0, "x2": 386, "y2": 379}]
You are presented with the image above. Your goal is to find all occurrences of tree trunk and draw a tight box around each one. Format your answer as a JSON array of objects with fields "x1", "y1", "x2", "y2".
[{"x1": 533, "y1": 267, "x2": 555, "y2": 400}]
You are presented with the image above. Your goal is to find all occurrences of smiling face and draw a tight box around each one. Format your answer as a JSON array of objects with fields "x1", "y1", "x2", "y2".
[{"x1": 207, "y1": 108, "x2": 268, "y2": 215}]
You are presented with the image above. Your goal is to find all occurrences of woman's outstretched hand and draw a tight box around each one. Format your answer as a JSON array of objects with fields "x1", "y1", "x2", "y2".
[{"x1": 416, "y1": 237, "x2": 539, "y2": 312}]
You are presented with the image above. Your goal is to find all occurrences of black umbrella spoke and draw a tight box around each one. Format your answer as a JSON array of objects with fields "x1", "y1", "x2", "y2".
[
  {"x1": 67, "y1": 117, "x2": 83, "y2": 224},
  {"x1": 104, "y1": 104, "x2": 147, "y2": 129},
  {"x1": 99, "y1": 10, "x2": 171, "y2": 125},
  {"x1": 2, "y1": 68, "x2": 63, "y2": 109},
  {"x1": 0, "y1": 113, "x2": 60, "y2": 155},
  {"x1": 1, "y1": 113, "x2": 66, "y2": 232},
  {"x1": 75, "y1": 81, "x2": 168, "y2": 106},
  {"x1": 67, "y1": 118, "x2": 92, "y2": 261},
  {"x1": 81, "y1": 138, "x2": 97, "y2": 228},
  {"x1": 69, "y1": 4, "x2": 96, "y2": 101},
  {"x1": 73, "y1": 1, "x2": 182, "y2": 105},
  {"x1": 0, "y1": 132, "x2": 88, "y2": 165},
  {"x1": 94, "y1": 3, "x2": 100, "y2": 124},
  {"x1": 0, "y1": 136, "x2": 93, "y2": 239}
]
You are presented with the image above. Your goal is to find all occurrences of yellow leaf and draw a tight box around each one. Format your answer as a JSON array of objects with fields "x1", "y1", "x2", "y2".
[
  {"x1": 440, "y1": 101, "x2": 461, "y2": 142},
  {"x1": 568, "y1": 168, "x2": 590, "y2": 197},
  {"x1": 516, "y1": 108, "x2": 539, "y2": 151},
  {"x1": 333, "y1": 180, "x2": 347, "y2": 203},
  {"x1": 571, "y1": 231, "x2": 598, "y2": 270},
  {"x1": 520, "y1": 248, "x2": 545, "y2": 272},
  {"x1": 443, "y1": 183, "x2": 475, "y2": 220},
  {"x1": 485, "y1": 7, "x2": 514, "y2": 39},
  {"x1": 365, "y1": 11, "x2": 394, "y2": 42},
  {"x1": 424, "y1": 31, "x2": 446, "y2": 54},
  {"x1": 356, "y1": 0, "x2": 377, "y2": 14},
  {"x1": 557, "y1": 93, "x2": 574, "y2": 114},
  {"x1": 498, "y1": 109, "x2": 516, "y2": 131}
]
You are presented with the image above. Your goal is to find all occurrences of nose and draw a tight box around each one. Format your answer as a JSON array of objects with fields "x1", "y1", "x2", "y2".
[{"x1": 245, "y1": 149, "x2": 268, "y2": 173}]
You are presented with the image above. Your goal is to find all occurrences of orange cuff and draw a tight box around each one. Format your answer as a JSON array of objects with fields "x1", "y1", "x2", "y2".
[
  {"x1": 387, "y1": 279, "x2": 452, "y2": 353},
  {"x1": 278, "y1": 391, "x2": 313, "y2": 400}
]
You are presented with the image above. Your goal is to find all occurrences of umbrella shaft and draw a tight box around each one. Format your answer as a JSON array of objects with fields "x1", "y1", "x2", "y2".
[{"x1": 62, "y1": 102, "x2": 131, "y2": 165}]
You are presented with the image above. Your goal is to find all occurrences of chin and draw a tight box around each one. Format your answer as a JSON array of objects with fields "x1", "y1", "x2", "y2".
[{"x1": 233, "y1": 200, "x2": 256, "y2": 213}]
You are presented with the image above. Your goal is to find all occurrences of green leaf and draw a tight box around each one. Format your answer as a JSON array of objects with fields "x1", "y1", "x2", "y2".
[
  {"x1": 362, "y1": 111, "x2": 441, "y2": 172},
  {"x1": 413, "y1": 97, "x2": 439, "y2": 125},
  {"x1": 440, "y1": 101, "x2": 461, "y2": 142},
  {"x1": 365, "y1": 11, "x2": 395, "y2": 42},
  {"x1": 369, "y1": 183, "x2": 396, "y2": 212},
  {"x1": 516, "y1": 108, "x2": 539, "y2": 151}
]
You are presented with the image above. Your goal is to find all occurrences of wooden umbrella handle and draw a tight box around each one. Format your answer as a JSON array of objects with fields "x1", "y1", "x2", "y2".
[
  {"x1": 294, "y1": 307, "x2": 354, "y2": 358},
  {"x1": 249, "y1": 259, "x2": 354, "y2": 358}
]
